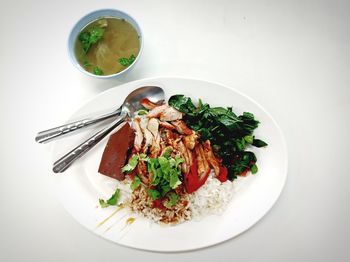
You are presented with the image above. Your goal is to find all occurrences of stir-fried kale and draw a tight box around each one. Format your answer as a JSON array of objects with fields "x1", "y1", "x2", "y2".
[{"x1": 168, "y1": 95, "x2": 267, "y2": 180}]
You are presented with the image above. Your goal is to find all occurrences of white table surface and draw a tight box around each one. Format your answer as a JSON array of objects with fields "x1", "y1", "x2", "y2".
[{"x1": 1, "y1": 0, "x2": 349, "y2": 261}]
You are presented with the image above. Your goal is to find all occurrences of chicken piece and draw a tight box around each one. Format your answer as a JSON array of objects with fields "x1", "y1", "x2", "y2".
[
  {"x1": 150, "y1": 131, "x2": 161, "y2": 158},
  {"x1": 133, "y1": 118, "x2": 143, "y2": 152},
  {"x1": 171, "y1": 120, "x2": 192, "y2": 135},
  {"x1": 160, "y1": 146, "x2": 173, "y2": 157},
  {"x1": 147, "y1": 118, "x2": 159, "y2": 138},
  {"x1": 194, "y1": 144, "x2": 210, "y2": 179},
  {"x1": 176, "y1": 141, "x2": 193, "y2": 174},
  {"x1": 143, "y1": 129, "x2": 153, "y2": 152},
  {"x1": 139, "y1": 117, "x2": 153, "y2": 152},
  {"x1": 147, "y1": 104, "x2": 168, "y2": 118},
  {"x1": 202, "y1": 140, "x2": 220, "y2": 176},
  {"x1": 136, "y1": 160, "x2": 149, "y2": 185},
  {"x1": 161, "y1": 129, "x2": 175, "y2": 146},
  {"x1": 183, "y1": 132, "x2": 199, "y2": 150},
  {"x1": 159, "y1": 121, "x2": 175, "y2": 130},
  {"x1": 160, "y1": 107, "x2": 183, "y2": 122},
  {"x1": 140, "y1": 98, "x2": 159, "y2": 110},
  {"x1": 147, "y1": 104, "x2": 183, "y2": 121}
]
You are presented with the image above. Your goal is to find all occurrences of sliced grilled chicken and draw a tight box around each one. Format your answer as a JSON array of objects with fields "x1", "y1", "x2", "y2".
[
  {"x1": 159, "y1": 121, "x2": 175, "y2": 130},
  {"x1": 171, "y1": 120, "x2": 192, "y2": 135},
  {"x1": 147, "y1": 104, "x2": 168, "y2": 118},
  {"x1": 133, "y1": 118, "x2": 143, "y2": 152},
  {"x1": 147, "y1": 104, "x2": 182, "y2": 122},
  {"x1": 147, "y1": 118, "x2": 159, "y2": 138},
  {"x1": 203, "y1": 140, "x2": 220, "y2": 176},
  {"x1": 176, "y1": 141, "x2": 193, "y2": 174},
  {"x1": 183, "y1": 132, "x2": 199, "y2": 150},
  {"x1": 136, "y1": 160, "x2": 149, "y2": 185},
  {"x1": 150, "y1": 131, "x2": 161, "y2": 158},
  {"x1": 160, "y1": 107, "x2": 183, "y2": 121},
  {"x1": 194, "y1": 144, "x2": 210, "y2": 179}
]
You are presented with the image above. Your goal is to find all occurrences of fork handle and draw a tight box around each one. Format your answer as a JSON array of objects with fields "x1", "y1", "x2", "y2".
[
  {"x1": 52, "y1": 113, "x2": 127, "y2": 173},
  {"x1": 35, "y1": 107, "x2": 121, "y2": 144}
]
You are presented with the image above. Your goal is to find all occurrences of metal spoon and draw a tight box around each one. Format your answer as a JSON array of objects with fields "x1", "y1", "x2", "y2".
[
  {"x1": 52, "y1": 86, "x2": 165, "y2": 173},
  {"x1": 35, "y1": 86, "x2": 164, "y2": 144}
]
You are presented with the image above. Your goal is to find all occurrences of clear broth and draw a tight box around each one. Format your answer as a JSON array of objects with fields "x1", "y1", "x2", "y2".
[{"x1": 74, "y1": 17, "x2": 140, "y2": 75}]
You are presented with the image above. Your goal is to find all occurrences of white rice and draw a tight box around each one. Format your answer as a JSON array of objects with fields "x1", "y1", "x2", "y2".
[{"x1": 188, "y1": 174, "x2": 234, "y2": 219}]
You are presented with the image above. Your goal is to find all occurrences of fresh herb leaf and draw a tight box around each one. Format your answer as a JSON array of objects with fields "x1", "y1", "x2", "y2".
[
  {"x1": 93, "y1": 67, "x2": 103, "y2": 75},
  {"x1": 122, "y1": 155, "x2": 139, "y2": 173},
  {"x1": 138, "y1": 153, "x2": 149, "y2": 162},
  {"x1": 161, "y1": 147, "x2": 173, "y2": 158},
  {"x1": 251, "y1": 164, "x2": 258, "y2": 174},
  {"x1": 169, "y1": 170, "x2": 181, "y2": 189},
  {"x1": 244, "y1": 135, "x2": 254, "y2": 144},
  {"x1": 83, "y1": 61, "x2": 92, "y2": 68},
  {"x1": 175, "y1": 155, "x2": 184, "y2": 166},
  {"x1": 164, "y1": 192, "x2": 179, "y2": 208},
  {"x1": 146, "y1": 156, "x2": 182, "y2": 195},
  {"x1": 118, "y1": 54, "x2": 136, "y2": 67},
  {"x1": 252, "y1": 139, "x2": 268, "y2": 147},
  {"x1": 90, "y1": 27, "x2": 104, "y2": 43},
  {"x1": 99, "y1": 188, "x2": 121, "y2": 208},
  {"x1": 137, "y1": 109, "x2": 148, "y2": 115},
  {"x1": 99, "y1": 199, "x2": 109, "y2": 208},
  {"x1": 147, "y1": 189, "x2": 161, "y2": 200},
  {"x1": 130, "y1": 176, "x2": 141, "y2": 191},
  {"x1": 78, "y1": 27, "x2": 105, "y2": 54}
]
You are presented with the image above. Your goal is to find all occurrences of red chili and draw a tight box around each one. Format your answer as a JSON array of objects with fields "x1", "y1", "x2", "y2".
[
  {"x1": 184, "y1": 159, "x2": 210, "y2": 194},
  {"x1": 217, "y1": 166, "x2": 228, "y2": 182},
  {"x1": 152, "y1": 199, "x2": 166, "y2": 210}
]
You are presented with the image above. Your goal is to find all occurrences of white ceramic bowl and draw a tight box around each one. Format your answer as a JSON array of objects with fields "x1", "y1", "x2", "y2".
[{"x1": 68, "y1": 9, "x2": 143, "y2": 79}]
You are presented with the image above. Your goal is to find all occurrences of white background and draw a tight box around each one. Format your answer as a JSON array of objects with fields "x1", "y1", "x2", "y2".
[{"x1": 0, "y1": 0, "x2": 349, "y2": 261}]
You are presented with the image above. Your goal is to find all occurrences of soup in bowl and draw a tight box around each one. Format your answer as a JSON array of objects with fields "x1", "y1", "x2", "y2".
[{"x1": 68, "y1": 9, "x2": 143, "y2": 78}]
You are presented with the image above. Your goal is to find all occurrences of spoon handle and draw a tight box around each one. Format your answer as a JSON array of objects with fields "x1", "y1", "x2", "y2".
[
  {"x1": 35, "y1": 107, "x2": 122, "y2": 143},
  {"x1": 52, "y1": 113, "x2": 127, "y2": 173}
]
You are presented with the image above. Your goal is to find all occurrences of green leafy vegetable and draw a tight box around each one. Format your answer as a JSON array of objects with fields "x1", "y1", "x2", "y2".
[
  {"x1": 130, "y1": 176, "x2": 141, "y2": 191},
  {"x1": 99, "y1": 188, "x2": 120, "y2": 208},
  {"x1": 252, "y1": 139, "x2": 268, "y2": 147},
  {"x1": 168, "y1": 95, "x2": 268, "y2": 180},
  {"x1": 83, "y1": 61, "x2": 92, "y2": 68},
  {"x1": 147, "y1": 155, "x2": 183, "y2": 196},
  {"x1": 164, "y1": 192, "x2": 179, "y2": 208},
  {"x1": 147, "y1": 189, "x2": 161, "y2": 200},
  {"x1": 137, "y1": 109, "x2": 148, "y2": 115},
  {"x1": 161, "y1": 147, "x2": 173, "y2": 158},
  {"x1": 93, "y1": 67, "x2": 103, "y2": 75},
  {"x1": 250, "y1": 164, "x2": 258, "y2": 174},
  {"x1": 244, "y1": 135, "x2": 254, "y2": 144},
  {"x1": 78, "y1": 27, "x2": 105, "y2": 54},
  {"x1": 168, "y1": 95, "x2": 196, "y2": 115},
  {"x1": 118, "y1": 54, "x2": 136, "y2": 67},
  {"x1": 122, "y1": 154, "x2": 139, "y2": 173}
]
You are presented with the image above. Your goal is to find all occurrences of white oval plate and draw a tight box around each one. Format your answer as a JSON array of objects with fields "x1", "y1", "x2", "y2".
[{"x1": 52, "y1": 77, "x2": 288, "y2": 252}]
